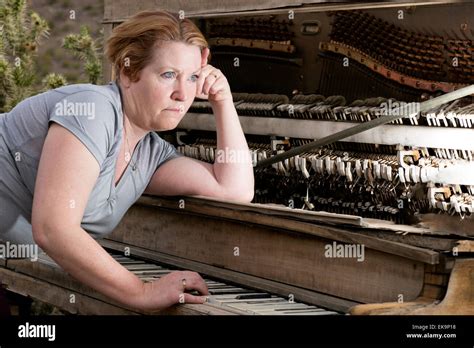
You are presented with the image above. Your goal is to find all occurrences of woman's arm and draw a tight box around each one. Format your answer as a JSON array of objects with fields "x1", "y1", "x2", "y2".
[
  {"x1": 211, "y1": 98, "x2": 255, "y2": 201},
  {"x1": 144, "y1": 100, "x2": 254, "y2": 202},
  {"x1": 32, "y1": 123, "x2": 208, "y2": 311}
]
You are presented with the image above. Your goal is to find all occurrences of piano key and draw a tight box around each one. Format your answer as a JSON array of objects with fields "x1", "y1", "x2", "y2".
[
  {"x1": 209, "y1": 288, "x2": 258, "y2": 295},
  {"x1": 131, "y1": 270, "x2": 169, "y2": 276},
  {"x1": 239, "y1": 303, "x2": 317, "y2": 311},
  {"x1": 278, "y1": 310, "x2": 340, "y2": 315},
  {"x1": 216, "y1": 297, "x2": 287, "y2": 304},
  {"x1": 235, "y1": 293, "x2": 272, "y2": 300},
  {"x1": 212, "y1": 293, "x2": 272, "y2": 300},
  {"x1": 123, "y1": 264, "x2": 166, "y2": 271}
]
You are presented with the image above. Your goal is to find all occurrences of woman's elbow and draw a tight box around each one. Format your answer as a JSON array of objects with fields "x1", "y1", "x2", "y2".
[
  {"x1": 31, "y1": 222, "x2": 49, "y2": 250},
  {"x1": 225, "y1": 186, "x2": 254, "y2": 203},
  {"x1": 238, "y1": 189, "x2": 254, "y2": 203},
  {"x1": 31, "y1": 220, "x2": 63, "y2": 251}
]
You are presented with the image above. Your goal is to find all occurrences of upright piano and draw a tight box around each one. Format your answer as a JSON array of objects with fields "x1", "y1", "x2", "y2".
[{"x1": 1, "y1": 0, "x2": 473, "y2": 315}]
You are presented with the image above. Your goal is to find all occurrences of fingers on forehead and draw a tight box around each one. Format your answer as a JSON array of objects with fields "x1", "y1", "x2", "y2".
[{"x1": 201, "y1": 64, "x2": 217, "y2": 72}]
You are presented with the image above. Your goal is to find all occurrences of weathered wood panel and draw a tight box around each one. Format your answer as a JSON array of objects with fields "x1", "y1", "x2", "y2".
[
  {"x1": 100, "y1": 238, "x2": 358, "y2": 312},
  {"x1": 105, "y1": 0, "x2": 334, "y2": 21},
  {"x1": 104, "y1": 0, "x2": 459, "y2": 21},
  {"x1": 137, "y1": 196, "x2": 440, "y2": 264},
  {"x1": 0, "y1": 267, "x2": 136, "y2": 315},
  {"x1": 349, "y1": 258, "x2": 474, "y2": 315},
  {"x1": 109, "y1": 202, "x2": 426, "y2": 303}
]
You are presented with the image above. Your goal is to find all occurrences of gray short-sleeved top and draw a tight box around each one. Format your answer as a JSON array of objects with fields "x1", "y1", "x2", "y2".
[{"x1": 0, "y1": 82, "x2": 181, "y2": 244}]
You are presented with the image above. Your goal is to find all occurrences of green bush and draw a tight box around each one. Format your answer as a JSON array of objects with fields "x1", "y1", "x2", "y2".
[
  {"x1": 0, "y1": 0, "x2": 56, "y2": 111},
  {"x1": 63, "y1": 26, "x2": 103, "y2": 85},
  {"x1": 0, "y1": 0, "x2": 102, "y2": 112},
  {"x1": 42, "y1": 73, "x2": 67, "y2": 90}
]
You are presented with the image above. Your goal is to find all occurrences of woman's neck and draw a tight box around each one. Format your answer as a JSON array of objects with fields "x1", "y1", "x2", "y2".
[
  {"x1": 117, "y1": 81, "x2": 148, "y2": 145},
  {"x1": 123, "y1": 113, "x2": 147, "y2": 148}
]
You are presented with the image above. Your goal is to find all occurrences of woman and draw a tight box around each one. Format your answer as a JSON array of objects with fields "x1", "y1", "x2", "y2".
[{"x1": 0, "y1": 10, "x2": 254, "y2": 311}]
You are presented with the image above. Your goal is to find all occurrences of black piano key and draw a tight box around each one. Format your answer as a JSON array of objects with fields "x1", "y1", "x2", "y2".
[{"x1": 235, "y1": 293, "x2": 272, "y2": 300}]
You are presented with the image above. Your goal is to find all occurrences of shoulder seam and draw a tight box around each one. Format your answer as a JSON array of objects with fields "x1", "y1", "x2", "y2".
[{"x1": 55, "y1": 88, "x2": 119, "y2": 107}]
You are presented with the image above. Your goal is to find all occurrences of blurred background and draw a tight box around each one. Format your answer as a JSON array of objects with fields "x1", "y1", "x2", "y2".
[{"x1": 30, "y1": 0, "x2": 104, "y2": 82}]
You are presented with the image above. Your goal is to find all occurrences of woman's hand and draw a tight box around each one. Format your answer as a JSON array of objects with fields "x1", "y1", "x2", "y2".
[
  {"x1": 195, "y1": 48, "x2": 233, "y2": 105},
  {"x1": 139, "y1": 270, "x2": 209, "y2": 311}
]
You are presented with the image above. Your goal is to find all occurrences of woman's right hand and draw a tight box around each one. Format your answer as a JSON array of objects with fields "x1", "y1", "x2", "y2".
[{"x1": 138, "y1": 270, "x2": 210, "y2": 311}]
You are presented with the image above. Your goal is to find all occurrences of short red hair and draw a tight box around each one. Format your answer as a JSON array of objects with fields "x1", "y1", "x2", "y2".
[{"x1": 106, "y1": 10, "x2": 209, "y2": 82}]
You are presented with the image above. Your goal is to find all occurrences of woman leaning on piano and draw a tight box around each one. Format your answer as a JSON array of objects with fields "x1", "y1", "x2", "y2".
[{"x1": 0, "y1": 10, "x2": 254, "y2": 311}]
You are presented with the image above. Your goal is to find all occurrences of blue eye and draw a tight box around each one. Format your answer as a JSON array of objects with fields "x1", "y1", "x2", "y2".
[
  {"x1": 162, "y1": 71, "x2": 176, "y2": 79},
  {"x1": 189, "y1": 74, "x2": 199, "y2": 83}
]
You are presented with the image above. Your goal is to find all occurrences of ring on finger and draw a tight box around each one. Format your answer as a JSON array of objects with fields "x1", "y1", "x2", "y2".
[{"x1": 181, "y1": 278, "x2": 186, "y2": 290}]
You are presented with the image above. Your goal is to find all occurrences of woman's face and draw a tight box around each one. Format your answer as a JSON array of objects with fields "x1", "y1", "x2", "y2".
[{"x1": 121, "y1": 41, "x2": 203, "y2": 131}]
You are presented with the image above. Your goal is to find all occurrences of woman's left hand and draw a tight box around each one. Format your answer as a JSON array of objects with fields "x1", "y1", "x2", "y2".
[{"x1": 195, "y1": 48, "x2": 233, "y2": 105}]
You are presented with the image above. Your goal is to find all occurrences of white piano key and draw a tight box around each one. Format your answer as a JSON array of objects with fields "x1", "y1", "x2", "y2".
[
  {"x1": 123, "y1": 264, "x2": 166, "y2": 271},
  {"x1": 212, "y1": 293, "x2": 269, "y2": 300}
]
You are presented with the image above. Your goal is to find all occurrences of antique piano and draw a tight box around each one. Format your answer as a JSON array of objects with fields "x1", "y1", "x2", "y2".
[{"x1": 1, "y1": 0, "x2": 473, "y2": 315}]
